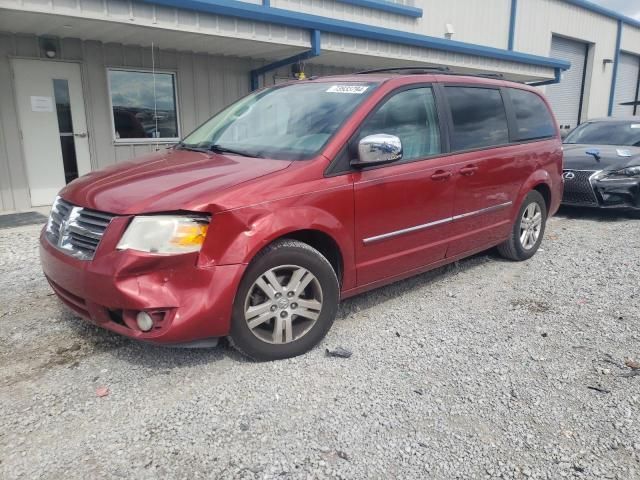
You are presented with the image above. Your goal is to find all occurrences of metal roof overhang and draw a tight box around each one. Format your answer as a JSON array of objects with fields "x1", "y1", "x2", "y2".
[
  {"x1": 1, "y1": 0, "x2": 570, "y2": 81},
  {"x1": 0, "y1": 8, "x2": 311, "y2": 60},
  {"x1": 141, "y1": 0, "x2": 570, "y2": 72}
]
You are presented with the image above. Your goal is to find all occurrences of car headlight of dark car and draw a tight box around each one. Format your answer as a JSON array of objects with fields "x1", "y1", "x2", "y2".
[{"x1": 613, "y1": 166, "x2": 640, "y2": 177}]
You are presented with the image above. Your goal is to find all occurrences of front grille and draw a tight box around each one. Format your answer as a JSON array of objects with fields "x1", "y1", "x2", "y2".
[
  {"x1": 562, "y1": 170, "x2": 599, "y2": 206},
  {"x1": 45, "y1": 197, "x2": 114, "y2": 260}
]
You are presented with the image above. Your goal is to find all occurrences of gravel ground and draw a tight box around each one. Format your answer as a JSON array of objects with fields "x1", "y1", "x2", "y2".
[{"x1": 1, "y1": 208, "x2": 639, "y2": 479}]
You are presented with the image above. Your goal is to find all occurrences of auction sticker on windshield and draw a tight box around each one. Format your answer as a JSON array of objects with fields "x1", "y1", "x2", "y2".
[{"x1": 326, "y1": 85, "x2": 369, "y2": 94}]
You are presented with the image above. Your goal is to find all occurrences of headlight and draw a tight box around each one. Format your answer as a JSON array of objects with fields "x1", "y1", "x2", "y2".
[
  {"x1": 117, "y1": 215, "x2": 210, "y2": 254},
  {"x1": 618, "y1": 165, "x2": 640, "y2": 177}
]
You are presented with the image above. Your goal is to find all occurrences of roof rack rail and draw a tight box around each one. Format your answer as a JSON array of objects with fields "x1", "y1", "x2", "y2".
[
  {"x1": 356, "y1": 66, "x2": 450, "y2": 74},
  {"x1": 354, "y1": 67, "x2": 520, "y2": 81},
  {"x1": 473, "y1": 73, "x2": 504, "y2": 79}
]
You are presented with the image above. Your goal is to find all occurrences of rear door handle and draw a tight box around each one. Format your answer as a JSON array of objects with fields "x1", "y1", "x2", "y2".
[
  {"x1": 431, "y1": 170, "x2": 452, "y2": 181},
  {"x1": 459, "y1": 165, "x2": 478, "y2": 176}
]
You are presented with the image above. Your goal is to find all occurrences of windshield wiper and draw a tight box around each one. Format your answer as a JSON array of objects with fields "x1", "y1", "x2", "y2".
[{"x1": 208, "y1": 144, "x2": 262, "y2": 158}]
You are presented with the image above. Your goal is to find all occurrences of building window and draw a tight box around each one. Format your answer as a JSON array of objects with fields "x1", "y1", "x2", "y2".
[
  {"x1": 107, "y1": 69, "x2": 179, "y2": 142},
  {"x1": 445, "y1": 86, "x2": 509, "y2": 151}
]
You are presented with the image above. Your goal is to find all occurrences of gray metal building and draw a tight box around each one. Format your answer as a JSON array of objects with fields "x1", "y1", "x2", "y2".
[{"x1": 0, "y1": 0, "x2": 639, "y2": 211}]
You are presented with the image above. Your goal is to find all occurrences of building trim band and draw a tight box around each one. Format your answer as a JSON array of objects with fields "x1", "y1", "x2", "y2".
[{"x1": 141, "y1": 0, "x2": 571, "y2": 71}]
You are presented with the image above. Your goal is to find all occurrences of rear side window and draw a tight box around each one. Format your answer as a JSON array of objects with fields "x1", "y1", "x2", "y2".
[
  {"x1": 445, "y1": 87, "x2": 509, "y2": 151},
  {"x1": 359, "y1": 87, "x2": 441, "y2": 161},
  {"x1": 508, "y1": 88, "x2": 556, "y2": 141}
]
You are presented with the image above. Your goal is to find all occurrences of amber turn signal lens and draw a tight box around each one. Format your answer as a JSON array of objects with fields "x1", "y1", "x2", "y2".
[{"x1": 170, "y1": 223, "x2": 209, "y2": 248}]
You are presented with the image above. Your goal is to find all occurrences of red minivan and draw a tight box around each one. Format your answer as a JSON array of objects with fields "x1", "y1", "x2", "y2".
[{"x1": 40, "y1": 70, "x2": 563, "y2": 360}]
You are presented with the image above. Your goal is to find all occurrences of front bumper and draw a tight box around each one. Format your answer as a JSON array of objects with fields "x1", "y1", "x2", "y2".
[
  {"x1": 39, "y1": 224, "x2": 245, "y2": 345},
  {"x1": 562, "y1": 169, "x2": 640, "y2": 210}
]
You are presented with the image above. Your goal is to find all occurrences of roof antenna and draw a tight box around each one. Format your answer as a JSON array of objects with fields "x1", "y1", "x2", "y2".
[{"x1": 152, "y1": 41, "x2": 159, "y2": 151}]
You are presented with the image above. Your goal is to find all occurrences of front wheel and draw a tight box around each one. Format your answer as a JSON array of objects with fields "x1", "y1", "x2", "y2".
[
  {"x1": 497, "y1": 190, "x2": 547, "y2": 261},
  {"x1": 228, "y1": 239, "x2": 340, "y2": 361}
]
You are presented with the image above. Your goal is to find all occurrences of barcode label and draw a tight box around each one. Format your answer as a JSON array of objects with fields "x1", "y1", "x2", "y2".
[{"x1": 326, "y1": 85, "x2": 369, "y2": 94}]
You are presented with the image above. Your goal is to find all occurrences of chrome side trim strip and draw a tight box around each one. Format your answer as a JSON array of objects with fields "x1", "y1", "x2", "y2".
[
  {"x1": 363, "y1": 217, "x2": 453, "y2": 245},
  {"x1": 362, "y1": 201, "x2": 513, "y2": 245},
  {"x1": 451, "y1": 201, "x2": 513, "y2": 221}
]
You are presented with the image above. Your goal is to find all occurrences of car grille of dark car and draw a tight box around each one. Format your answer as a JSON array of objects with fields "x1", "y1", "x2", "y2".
[
  {"x1": 45, "y1": 197, "x2": 115, "y2": 260},
  {"x1": 562, "y1": 170, "x2": 599, "y2": 206}
]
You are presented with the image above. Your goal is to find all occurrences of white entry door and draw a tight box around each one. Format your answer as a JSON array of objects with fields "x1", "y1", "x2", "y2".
[{"x1": 12, "y1": 59, "x2": 91, "y2": 206}]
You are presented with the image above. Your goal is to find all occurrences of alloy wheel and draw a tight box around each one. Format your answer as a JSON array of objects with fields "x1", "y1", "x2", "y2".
[
  {"x1": 244, "y1": 265, "x2": 323, "y2": 344},
  {"x1": 519, "y1": 202, "x2": 542, "y2": 250}
]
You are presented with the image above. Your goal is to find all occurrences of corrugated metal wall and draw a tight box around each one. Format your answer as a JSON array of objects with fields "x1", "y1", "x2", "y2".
[
  {"x1": 621, "y1": 22, "x2": 640, "y2": 55},
  {"x1": 271, "y1": 0, "x2": 416, "y2": 33},
  {"x1": 513, "y1": 0, "x2": 640, "y2": 120},
  {"x1": 1, "y1": 0, "x2": 510, "y2": 51},
  {"x1": 0, "y1": 33, "x2": 255, "y2": 211},
  {"x1": 0, "y1": 0, "x2": 310, "y2": 54},
  {"x1": 272, "y1": 0, "x2": 510, "y2": 46},
  {"x1": 0, "y1": 35, "x2": 30, "y2": 212},
  {"x1": 320, "y1": 33, "x2": 552, "y2": 80}
]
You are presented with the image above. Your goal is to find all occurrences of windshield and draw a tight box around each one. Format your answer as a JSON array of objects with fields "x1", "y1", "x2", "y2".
[
  {"x1": 564, "y1": 121, "x2": 640, "y2": 146},
  {"x1": 180, "y1": 81, "x2": 377, "y2": 160}
]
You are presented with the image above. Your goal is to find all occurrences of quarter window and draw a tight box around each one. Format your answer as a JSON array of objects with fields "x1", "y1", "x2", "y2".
[
  {"x1": 508, "y1": 88, "x2": 556, "y2": 141},
  {"x1": 445, "y1": 87, "x2": 509, "y2": 151},
  {"x1": 108, "y1": 69, "x2": 179, "y2": 142},
  {"x1": 358, "y1": 87, "x2": 441, "y2": 161}
]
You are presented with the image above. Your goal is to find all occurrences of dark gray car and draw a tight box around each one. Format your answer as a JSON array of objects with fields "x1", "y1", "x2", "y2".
[{"x1": 562, "y1": 117, "x2": 640, "y2": 212}]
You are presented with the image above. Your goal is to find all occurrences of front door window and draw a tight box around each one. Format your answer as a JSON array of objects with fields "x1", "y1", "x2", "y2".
[{"x1": 359, "y1": 87, "x2": 441, "y2": 161}]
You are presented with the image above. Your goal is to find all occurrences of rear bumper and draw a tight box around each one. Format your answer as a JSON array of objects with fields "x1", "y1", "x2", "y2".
[{"x1": 39, "y1": 228, "x2": 245, "y2": 344}]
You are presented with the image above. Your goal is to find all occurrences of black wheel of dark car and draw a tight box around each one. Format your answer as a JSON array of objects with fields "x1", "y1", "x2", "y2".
[
  {"x1": 497, "y1": 190, "x2": 547, "y2": 261},
  {"x1": 228, "y1": 239, "x2": 340, "y2": 361}
]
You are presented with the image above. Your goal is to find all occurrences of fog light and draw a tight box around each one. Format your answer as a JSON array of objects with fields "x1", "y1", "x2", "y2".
[{"x1": 136, "y1": 311, "x2": 154, "y2": 332}]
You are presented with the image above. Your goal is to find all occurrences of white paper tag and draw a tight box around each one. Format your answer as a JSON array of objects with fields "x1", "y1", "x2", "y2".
[
  {"x1": 30, "y1": 96, "x2": 54, "y2": 112},
  {"x1": 617, "y1": 149, "x2": 633, "y2": 157},
  {"x1": 630, "y1": 124, "x2": 640, "y2": 129},
  {"x1": 326, "y1": 85, "x2": 369, "y2": 94}
]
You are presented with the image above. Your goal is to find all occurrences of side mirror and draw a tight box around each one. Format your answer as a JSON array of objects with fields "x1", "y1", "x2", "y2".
[{"x1": 352, "y1": 134, "x2": 402, "y2": 167}]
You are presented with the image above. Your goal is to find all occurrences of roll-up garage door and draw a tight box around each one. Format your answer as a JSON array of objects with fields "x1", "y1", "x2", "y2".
[
  {"x1": 612, "y1": 52, "x2": 640, "y2": 117},
  {"x1": 545, "y1": 36, "x2": 588, "y2": 131}
]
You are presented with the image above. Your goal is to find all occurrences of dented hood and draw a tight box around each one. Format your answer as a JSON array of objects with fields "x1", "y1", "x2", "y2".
[{"x1": 60, "y1": 148, "x2": 292, "y2": 214}]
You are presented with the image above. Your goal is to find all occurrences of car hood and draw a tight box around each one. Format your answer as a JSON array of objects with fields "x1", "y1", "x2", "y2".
[
  {"x1": 563, "y1": 144, "x2": 640, "y2": 171},
  {"x1": 60, "y1": 148, "x2": 293, "y2": 214}
]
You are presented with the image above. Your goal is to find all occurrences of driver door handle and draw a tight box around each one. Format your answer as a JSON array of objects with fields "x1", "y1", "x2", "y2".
[
  {"x1": 74, "y1": 132, "x2": 88, "y2": 138},
  {"x1": 459, "y1": 165, "x2": 478, "y2": 176}
]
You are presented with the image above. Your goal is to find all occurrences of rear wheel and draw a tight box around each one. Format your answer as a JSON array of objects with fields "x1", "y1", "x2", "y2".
[
  {"x1": 497, "y1": 190, "x2": 547, "y2": 261},
  {"x1": 229, "y1": 239, "x2": 339, "y2": 361}
]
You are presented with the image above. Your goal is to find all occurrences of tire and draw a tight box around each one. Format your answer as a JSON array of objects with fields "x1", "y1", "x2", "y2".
[
  {"x1": 497, "y1": 190, "x2": 547, "y2": 261},
  {"x1": 228, "y1": 239, "x2": 340, "y2": 361}
]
